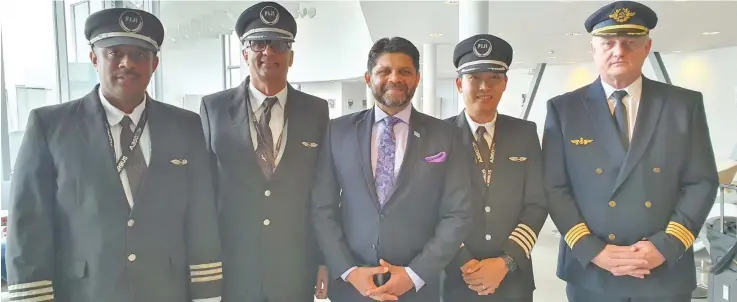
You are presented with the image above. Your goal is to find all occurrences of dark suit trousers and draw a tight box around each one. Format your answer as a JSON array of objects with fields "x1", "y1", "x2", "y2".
[
  {"x1": 566, "y1": 284, "x2": 691, "y2": 302},
  {"x1": 443, "y1": 295, "x2": 532, "y2": 302}
]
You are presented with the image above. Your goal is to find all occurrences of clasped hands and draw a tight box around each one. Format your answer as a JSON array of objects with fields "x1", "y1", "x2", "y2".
[
  {"x1": 346, "y1": 259, "x2": 414, "y2": 301},
  {"x1": 592, "y1": 241, "x2": 665, "y2": 278},
  {"x1": 460, "y1": 257, "x2": 509, "y2": 296}
]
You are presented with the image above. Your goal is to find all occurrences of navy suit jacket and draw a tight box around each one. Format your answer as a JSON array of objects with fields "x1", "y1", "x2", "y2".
[
  {"x1": 543, "y1": 76, "x2": 718, "y2": 296},
  {"x1": 311, "y1": 106, "x2": 473, "y2": 302}
]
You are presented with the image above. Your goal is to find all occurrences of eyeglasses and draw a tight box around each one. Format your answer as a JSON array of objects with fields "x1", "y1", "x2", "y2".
[{"x1": 244, "y1": 40, "x2": 292, "y2": 53}]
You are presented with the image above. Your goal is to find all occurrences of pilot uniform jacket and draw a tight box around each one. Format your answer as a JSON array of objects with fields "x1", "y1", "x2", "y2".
[
  {"x1": 5, "y1": 85, "x2": 223, "y2": 302},
  {"x1": 543, "y1": 76, "x2": 719, "y2": 297},
  {"x1": 200, "y1": 77, "x2": 329, "y2": 302},
  {"x1": 311, "y1": 106, "x2": 473, "y2": 302},
  {"x1": 444, "y1": 112, "x2": 548, "y2": 301}
]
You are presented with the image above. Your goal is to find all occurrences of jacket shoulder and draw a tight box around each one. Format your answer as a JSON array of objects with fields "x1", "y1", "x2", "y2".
[
  {"x1": 201, "y1": 87, "x2": 237, "y2": 107},
  {"x1": 547, "y1": 84, "x2": 589, "y2": 108}
]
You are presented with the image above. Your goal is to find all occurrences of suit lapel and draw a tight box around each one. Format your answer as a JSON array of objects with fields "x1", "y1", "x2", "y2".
[
  {"x1": 356, "y1": 108, "x2": 379, "y2": 209},
  {"x1": 228, "y1": 77, "x2": 265, "y2": 182},
  {"x1": 132, "y1": 100, "x2": 171, "y2": 211},
  {"x1": 487, "y1": 115, "x2": 512, "y2": 194},
  {"x1": 383, "y1": 108, "x2": 425, "y2": 208},
  {"x1": 76, "y1": 86, "x2": 131, "y2": 211},
  {"x1": 453, "y1": 111, "x2": 485, "y2": 191},
  {"x1": 271, "y1": 85, "x2": 303, "y2": 182},
  {"x1": 581, "y1": 79, "x2": 627, "y2": 166},
  {"x1": 613, "y1": 78, "x2": 665, "y2": 193}
]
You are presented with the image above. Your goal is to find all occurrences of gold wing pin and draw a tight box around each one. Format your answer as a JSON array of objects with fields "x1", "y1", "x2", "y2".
[
  {"x1": 509, "y1": 157, "x2": 528, "y2": 162},
  {"x1": 170, "y1": 159, "x2": 188, "y2": 166},
  {"x1": 570, "y1": 137, "x2": 594, "y2": 146},
  {"x1": 609, "y1": 8, "x2": 636, "y2": 23},
  {"x1": 301, "y1": 141, "x2": 318, "y2": 148}
]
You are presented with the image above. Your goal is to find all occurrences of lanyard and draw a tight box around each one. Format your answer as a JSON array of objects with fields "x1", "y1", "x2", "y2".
[
  {"x1": 244, "y1": 91, "x2": 287, "y2": 160},
  {"x1": 472, "y1": 139, "x2": 496, "y2": 187},
  {"x1": 102, "y1": 100, "x2": 149, "y2": 174}
]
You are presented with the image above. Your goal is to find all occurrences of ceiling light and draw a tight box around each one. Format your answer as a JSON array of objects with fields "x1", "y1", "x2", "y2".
[
  {"x1": 445, "y1": 0, "x2": 459, "y2": 4},
  {"x1": 566, "y1": 32, "x2": 582, "y2": 36},
  {"x1": 702, "y1": 31, "x2": 720, "y2": 35},
  {"x1": 429, "y1": 33, "x2": 443, "y2": 38},
  {"x1": 545, "y1": 56, "x2": 557, "y2": 60},
  {"x1": 672, "y1": 50, "x2": 683, "y2": 53},
  {"x1": 565, "y1": 61, "x2": 577, "y2": 64}
]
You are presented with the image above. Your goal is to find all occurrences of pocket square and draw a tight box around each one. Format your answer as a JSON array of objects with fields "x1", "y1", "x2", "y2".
[
  {"x1": 424, "y1": 152, "x2": 447, "y2": 163},
  {"x1": 170, "y1": 159, "x2": 188, "y2": 166},
  {"x1": 301, "y1": 141, "x2": 318, "y2": 148},
  {"x1": 509, "y1": 156, "x2": 527, "y2": 162}
]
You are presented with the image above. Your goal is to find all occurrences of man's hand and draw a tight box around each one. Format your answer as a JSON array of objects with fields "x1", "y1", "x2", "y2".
[
  {"x1": 315, "y1": 265, "x2": 329, "y2": 299},
  {"x1": 593, "y1": 244, "x2": 650, "y2": 278},
  {"x1": 345, "y1": 266, "x2": 395, "y2": 301},
  {"x1": 461, "y1": 258, "x2": 508, "y2": 295},
  {"x1": 364, "y1": 259, "x2": 414, "y2": 301},
  {"x1": 460, "y1": 259, "x2": 480, "y2": 275},
  {"x1": 630, "y1": 241, "x2": 665, "y2": 270}
]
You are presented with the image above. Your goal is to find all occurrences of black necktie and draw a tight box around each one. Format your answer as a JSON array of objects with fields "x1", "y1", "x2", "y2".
[
  {"x1": 120, "y1": 116, "x2": 147, "y2": 197},
  {"x1": 256, "y1": 96, "x2": 279, "y2": 180},
  {"x1": 611, "y1": 90, "x2": 629, "y2": 150},
  {"x1": 475, "y1": 126, "x2": 492, "y2": 186}
]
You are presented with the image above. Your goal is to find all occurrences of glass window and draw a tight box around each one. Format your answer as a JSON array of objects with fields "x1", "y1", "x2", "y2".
[
  {"x1": 65, "y1": 0, "x2": 104, "y2": 100},
  {"x1": 0, "y1": 1, "x2": 59, "y2": 172},
  {"x1": 229, "y1": 67, "x2": 241, "y2": 88}
]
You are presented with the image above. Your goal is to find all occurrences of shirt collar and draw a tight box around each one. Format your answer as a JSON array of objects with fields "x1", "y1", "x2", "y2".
[
  {"x1": 601, "y1": 75, "x2": 643, "y2": 102},
  {"x1": 98, "y1": 88, "x2": 147, "y2": 126},
  {"x1": 374, "y1": 103, "x2": 412, "y2": 125},
  {"x1": 248, "y1": 82, "x2": 288, "y2": 109},
  {"x1": 464, "y1": 110, "x2": 497, "y2": 136}
]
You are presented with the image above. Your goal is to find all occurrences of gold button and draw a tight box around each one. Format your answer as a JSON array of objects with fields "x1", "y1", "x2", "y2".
[
  {"x1": 128, "y1": 254, "x2": 136, "y2": 262},
  {"x1": 608, "y1": 200, "x2": 616, "y2": 208},
  {"x1": 608, "y1": 234, "x2": 616, "y2": 241},
  {"x1": 596, "y1": 168, "x2": 603, "y2": 174},
  {"x1": 645, "y1": 201, "x2": 652, "y2": 208},
  {"x1": 653, "y1": 168, "x2": 661, "y2": 173}
]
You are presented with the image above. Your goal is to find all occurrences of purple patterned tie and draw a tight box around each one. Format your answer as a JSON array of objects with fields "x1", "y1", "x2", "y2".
[{"x1": 375, "y1": 116, "x2": 401, "y2": 206}]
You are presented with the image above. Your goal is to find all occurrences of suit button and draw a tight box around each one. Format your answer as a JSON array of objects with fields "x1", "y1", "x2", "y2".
[
  {"x1": 485, "y1": 234, "x2": 491, "y2": 241},
  {"x1": 596, "y1": 168, "x2": 603, "y2": 174},
  {"x1": 485, "y1": 206, "x2": 491, "y2": 212},
  {"x1": 372, "y1": 244, "x2": 376, "y2": 250},
  {"x1": 263, "y1": 219, "x2": 271, "y2": 226},
  {"x1": 127, "y1": 219, "x2": 135, "y2": 227},
  {"x1": 264, "y1": 190, "x2": 271, "y2": 197},
  {"x1": 128, "y1": 254, "x2": 136, "y2": 262},
  {"x1": 609, "y1": 201, "x2": 616, "y2": 208},
  {"x1": 645, "y1": 201, "x2": 652, "y2": 208},
  {"x1": 608, "y1": 234, "x2": 616, "y2": 241},
  {"x1": 653, "y1": 168, "x2": 661, "y2": 173}
]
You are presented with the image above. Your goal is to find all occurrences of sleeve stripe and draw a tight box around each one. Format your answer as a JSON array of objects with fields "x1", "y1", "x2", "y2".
[
  {"x1": 667, "y1": 221, "x2": 695, "y2": 244},
  {"x1": 568, "y1": 229, "x2": 591, "y2": 248},
  {"x1": 509, "y1": 235, "x2": 531, "y2": 258},
  {"x1": 666, "y1": 227, "x2": 691, "y2": 248},
  {"x1": 514, "y1": 227, "x2": 537, "y2": 247},
  {"x1": 191, "y1": 274, "x2": 223, "y2": 283},
  {"x1": 510, "y1": 231, "x2": 533, "y2": 252},
  {"x1": 191, "y1": 267, "x2": 222, "y2": 277},
  {"x1": 10, "y1": 294, "x2": 55, "y2": 302},
  {"x1": 190, "y1": 261, "x2": 222, "y2": 270},
  {"x1": 666, "y1": 224, "x2": 694, "y2": 248},
  {"x1": 517, "y1": 224, "x2": 538, "y2": 241},
  {"x1": 564, "y1": 223, "x2": 587, "y2": 242},
  {"x1": 9, "y1": 286, "x2": 53, "y2": 298},
  {"x1": 8, "y1": 281, "x2": 52, "y2": 291},
  {"x1": 565, "y1": 223, "x2": 591, "y2": 248}
]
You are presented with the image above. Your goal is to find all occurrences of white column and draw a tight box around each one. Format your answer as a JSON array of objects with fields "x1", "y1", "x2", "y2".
[
  {"x1": 421, "y1": 43, "x2": 437, "y2": 117},
  {"x1": 459, "y1": 0, "x2": 489, "y2": 42},
  {"x1": 366, "y1": 85, "x2": 374, "y2": 107}
]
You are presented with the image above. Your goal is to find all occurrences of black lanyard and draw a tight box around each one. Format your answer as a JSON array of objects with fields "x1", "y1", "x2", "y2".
[
  {"x1": 472, "y1": 137, "x2": 496, "y2": 187},
  {"x1": 101, "y1": 99, "x2": 149, "y2": 174},
  {"x1": 243, "y1": 81, "x2": 288, "y2": 160}
]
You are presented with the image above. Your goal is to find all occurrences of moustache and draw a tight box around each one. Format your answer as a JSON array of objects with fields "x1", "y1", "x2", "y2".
[{"x1": 115, "y1": 71, "x2": 140, "y2": 78}]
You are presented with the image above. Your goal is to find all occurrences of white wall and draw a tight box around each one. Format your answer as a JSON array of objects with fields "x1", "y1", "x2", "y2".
[
  {"x1": 161, "y1": 36, "x2": 225, "y2": 111},
  {"x1": 340, "y1": 82, "x2": 369, "y2": 116},
  {"x1": 298, "y1": 81, "x2": 343, "y2": 118}
]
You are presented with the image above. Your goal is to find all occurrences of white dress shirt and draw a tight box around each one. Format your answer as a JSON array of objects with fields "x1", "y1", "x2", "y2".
[
  {"x1": 248, "y1": 83, "x2": 288, "y2": 166},
  {"x1": 601, "y1": 76, "x2": 642, "y2": 141},
  {"x1": 340, "y1": 104, "x2": 426, "y2": 292},
  {"x1": 464, "y1": 110, "x2": 497, "y2": 148},
  {"x1": 100, "y1": 91, "x2": 221, "y2": 302}
]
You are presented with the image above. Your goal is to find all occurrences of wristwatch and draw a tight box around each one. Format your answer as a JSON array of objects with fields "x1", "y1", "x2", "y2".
[{"x1": 501, "y1": 254, "x2": 517, "y2": 272}]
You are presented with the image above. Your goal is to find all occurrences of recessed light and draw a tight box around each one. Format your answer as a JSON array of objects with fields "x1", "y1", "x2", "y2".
[
  {"x1": 565, "y1": 61, "x2": 577, "y2": 64},
  {"x1": 672, "y1": 50, "x2": 683, "y2": 53},
  {"x1": 702, "y1": 31, "x2": 720, "y2": 35},
  {"x1": 566, "y1": 32, "x2": 582, "y2": 36},
  {"x1": 429, "y1": 33, "x2": 443, "y2": 38},
  {"x1": 545, "y1": 56, "x2": 557, "y2": 60},
  {"x1": 445, "y1": 0, "x2": 459, "y2": 4}
]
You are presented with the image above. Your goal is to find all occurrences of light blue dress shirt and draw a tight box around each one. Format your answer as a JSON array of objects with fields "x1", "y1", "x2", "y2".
[{"x1": 340, "y1": 104, "x2": 425, "y2": 291}]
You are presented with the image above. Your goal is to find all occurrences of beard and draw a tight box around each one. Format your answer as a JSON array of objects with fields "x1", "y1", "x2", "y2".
[{"x1": 371, "y1": 82, "x2": 415, "y2": 108}]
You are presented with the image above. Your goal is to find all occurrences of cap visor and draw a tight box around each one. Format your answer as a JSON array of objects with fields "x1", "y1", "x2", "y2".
[
  {"x1": 243, "y1": 31, "x2": 294, "y2": 42},
  {"x1": 93, "y1": 37, "x2": 158, "y2": 52},
  {"x1": 458, "y1": 64, "x2": 508, "y2": 75}
]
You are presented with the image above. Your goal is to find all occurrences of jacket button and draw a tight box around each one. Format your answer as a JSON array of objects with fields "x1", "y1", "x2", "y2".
[
  {"x1": 485, "y1": 206, "x2": 491, "y2": 213},
  {"x1": 608, "y1": 201, "x2": 616, "y2": 208},
  {"x1": 264, "y1": 190, "x2": 271, "y2": 197},
  {"x1": 653, "y1": 168, "x2": 661, "y2": 173},
  {"x1": 372, "y1": 244, "x2": 376, "y2": 250},
  {"x1": 608, "y1": 234, "x2": 616, "y2": 241},
  {"x1": 485, "y1": 234, "x2": 491, "y2": 241},
  {"x1": 128, "y1": 254, "x2": 136, "y2": 262},
  {"x1": 645, "y1": 201, "x2": 652, "y2": 208},
  {"x1": 263, "y1": 219, "x2": 271, "y2": 226},
  {"x1": 127, "y1": 219, "x2": 135, "y2": 227},
  {"x1": 596, "y1": 168, "x2": 603, "y2": 174}
]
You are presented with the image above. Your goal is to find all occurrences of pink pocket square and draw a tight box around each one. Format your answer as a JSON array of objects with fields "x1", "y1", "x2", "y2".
[{"x1": 425, "y1": 152, "x2": 447, "y2": 163}]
